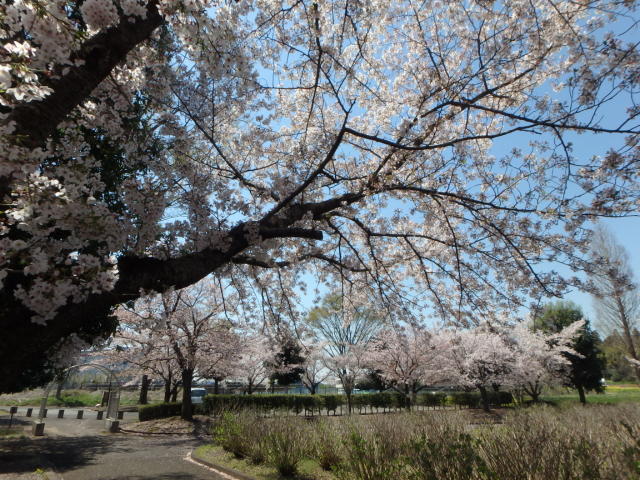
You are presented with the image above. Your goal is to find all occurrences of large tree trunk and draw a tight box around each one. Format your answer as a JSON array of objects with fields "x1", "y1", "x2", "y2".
[
  {"x1": 6, "y1": 2, "x2": 163, "y2": 152},
  {"x1": 479, "y1": 386, "x2": 490, "y2": 412},
  {"x1": 181, "y1": 369, "x2": 194, "y2": 420},
  {"x1": 138, "y1": 375, "x2": 149, "y2": 405},
  {"x1": 577, "y1": 385, "x2": 586, "y2": 404}
]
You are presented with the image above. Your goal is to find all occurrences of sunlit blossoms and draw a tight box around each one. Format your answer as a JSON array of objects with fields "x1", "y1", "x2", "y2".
[{"x1": 1, "y1": 0, "x2": 639, "y2": 391}]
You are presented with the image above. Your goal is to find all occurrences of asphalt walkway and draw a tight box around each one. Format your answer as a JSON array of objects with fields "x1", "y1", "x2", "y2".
[{"x1": 0, "y1": 408, "x2": 225, "y2": 480}]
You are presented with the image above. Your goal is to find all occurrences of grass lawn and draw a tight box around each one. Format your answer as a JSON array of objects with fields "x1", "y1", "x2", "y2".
[
  {"x1": 541, "y1": 384, "x2": 640, "y2": 406},
  {"x1": 0, "y1": 427, "x2": 26, "y2": 439},
  {"x1": 194, "y1": 445, "x2": 336, "y2": 480}
]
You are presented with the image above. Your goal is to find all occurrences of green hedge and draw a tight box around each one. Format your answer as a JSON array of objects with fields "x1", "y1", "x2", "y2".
[
  {"x1": 447, "y1": 391, "x2": 513, "y2": 408},
  {"x1": 138, "y1": 402, "x2": 204, "y2": 421},
  {"x1": 417, "y1": 392, "x2": 448, "y2": 408},
  {"x1": 201, "y1": 390, "x2": 512, "y2": 415},
  {"x1": 202, "y1": 394, "x2": 332, "y2": 415}
]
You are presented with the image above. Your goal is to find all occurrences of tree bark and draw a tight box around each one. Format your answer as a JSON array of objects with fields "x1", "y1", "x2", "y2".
[
  {"x1": 577, "y1": 385, "x2": 586, "y2": 404},
  {"x1": 214, "y1": 378, "x2": 219, "y2": 395},
  {"x1": 479, "y1": 386, "x2": 490, "y2": 411},
  {"x1": 6, "y1": 2, "x2": 163, "y2": 151},
  {"x1": 170, "y1": 385, "x2": 179, "y2": 403},
  {"x1": 0, "y1": 195, "x2": 357, "y2": 393},
  {"x1": 181, "y1": 369, "x2": 194, "y2": 420},
  {"x1": 163, "y1": 382, "x2": 171, "y2": 403},
  {"x1": 55, "y1": 382, "x2": 63, "y2": 400},
  {"x1": 138, "y1": 375, "x2": 149, "y2": 405}
]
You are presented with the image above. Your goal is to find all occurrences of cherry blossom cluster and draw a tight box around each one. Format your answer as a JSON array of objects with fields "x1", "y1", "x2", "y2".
[
  {"x1": 1, "y1": 0, "x2": 639, "y2": 335},
  {"x1": 361, "y1": 320, "x2": 583, "y2": 402}
]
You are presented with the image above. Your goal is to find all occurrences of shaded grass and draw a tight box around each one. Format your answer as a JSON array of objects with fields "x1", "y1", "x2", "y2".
[
  {"x1": 195, "y1": 445, "x2": 336, "y2": 480},
  {"x1": 0, "y1": 388, "x2": 166, "y2": 407},
  {"x1": 0, "y1": 428, "x2": 25, "y2": 438}
]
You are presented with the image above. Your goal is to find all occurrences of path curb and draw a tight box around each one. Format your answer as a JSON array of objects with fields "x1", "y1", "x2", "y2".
[{"x1": 190, "y1": 449, "x2": 256, "y2": 480}]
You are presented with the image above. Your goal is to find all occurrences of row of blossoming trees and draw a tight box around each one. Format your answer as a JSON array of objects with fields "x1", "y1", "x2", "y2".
[{"x1": 103, "y1": 281, "x2": 585, "y2": 418}]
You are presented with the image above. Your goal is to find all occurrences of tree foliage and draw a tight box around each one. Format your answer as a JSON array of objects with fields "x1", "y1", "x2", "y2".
[{"x1": 1, "y1": 0, "x2": 639, "y2": 391}]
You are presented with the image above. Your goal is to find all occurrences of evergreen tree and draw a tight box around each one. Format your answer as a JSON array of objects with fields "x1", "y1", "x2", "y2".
[
  {"x1": 268, "y1": 334, "x2": 305, "y2": 389},
  {"x1": 535, "y1": 301, "x2": 605, "y2": 403}
]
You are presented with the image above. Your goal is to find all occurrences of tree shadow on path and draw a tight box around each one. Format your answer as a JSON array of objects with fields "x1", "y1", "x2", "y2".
[{"x1": 0, "y1": 435, "x2": 115, "y2": 474}]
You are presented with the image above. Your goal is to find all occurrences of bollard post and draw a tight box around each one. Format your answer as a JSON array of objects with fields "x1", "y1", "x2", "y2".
[
  {"x1": 26, "y1": 408, "x2": 33, "y2": 417},
  {"x1": 32, "y1": 421, "x2": 45, "y2": 436},
  {"x1": 76, "y1": 410, "x2": 84, "y2": 419},
  {"x1": 58, "y1": 409, "x2": 64, "y2": 418},
  {"x1": 105, "y1": 419, "x2": 119, "y2": 433},
  {"x1": 96, "y1": 410, "x2": 104, "y2": 420},
  {"x1": 9, "y1": 406, "x2": 17, "y2": 429}
]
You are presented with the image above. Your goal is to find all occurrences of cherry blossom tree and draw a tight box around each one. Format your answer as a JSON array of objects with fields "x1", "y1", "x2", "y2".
[
  {"x1": 114, "y1": 278, "x2": 241, "y2": 419},
  {"x1": 440, "y1": 325, "x2": 516, "y2": 411},
  {"x1": 105, "y1": 313, "x2": 183, "y2": 403},
  {"x1": 366, "y1": 325, "x2": 446, "y2": 408},
  {"x1": 232, "y1": 331, "x2": 275, "y2": 394},
  {"x1": 308, "y1": 294, "x2": 382, "y2": 412},
  {"x1": 508, "y1": 320, "x2": 584, "y2": 403},
  {"x1": 2, "y1": 0, "x2": 640, "y2": 391},
  {"x1": 299, "y1": 344, "x2": 331, "y2": 395},
  {"x1": 324, "y1": 346, "x2": 368, "y2": 414}
]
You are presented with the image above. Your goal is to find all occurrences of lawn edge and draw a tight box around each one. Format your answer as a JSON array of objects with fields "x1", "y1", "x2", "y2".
[{"x1": 190, "y1": 447, "x2": 257, "y2": 480}]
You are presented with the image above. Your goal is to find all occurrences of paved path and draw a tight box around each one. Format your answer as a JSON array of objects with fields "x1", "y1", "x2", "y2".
[{"x1": 0, "y1": 409, "x2": 225, "y2": 480}]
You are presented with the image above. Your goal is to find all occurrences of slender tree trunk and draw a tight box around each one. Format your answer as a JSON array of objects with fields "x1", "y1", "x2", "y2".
[
  {"x1": 55, "y1": 382, "x2": 63, "y2": 400},
  {"x1": 181, "y1": 369, "x2": 194, "y2": 420},
  {"x1": 138, "y1": 375, "x2": 149, "y2": 405},
  {"x1": 577, "y1": 385, "x2": 586, "y2": 404},
  {"x1": 479, "y1": 386, "x2": 490, "y2": 412},
  {"x1": 163, "y1": 382, "x2": 171, "y2": 403},
  {"x1": 410, "y1": 390, "x2": 417, "y2": 410},
  {"x1": 214, "y1": 378, "x2": 219, "y2": 394},
  {"x1": 170, "y1": 385, "x2": 179, "y2": 402}
]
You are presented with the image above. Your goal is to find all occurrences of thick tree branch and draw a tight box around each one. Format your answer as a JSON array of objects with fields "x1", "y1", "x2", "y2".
[{"x1": 7, "y1": 1, "x2": 164, "y2": 149}]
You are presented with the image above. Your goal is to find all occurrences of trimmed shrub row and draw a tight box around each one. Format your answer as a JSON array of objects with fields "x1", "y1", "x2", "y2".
[
  {"x1": 138, "y1": 401, "x2": 204, "y2": 421},
  {"x1": 201, "y1": 391, "x2": 513, "y2": 415}
]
